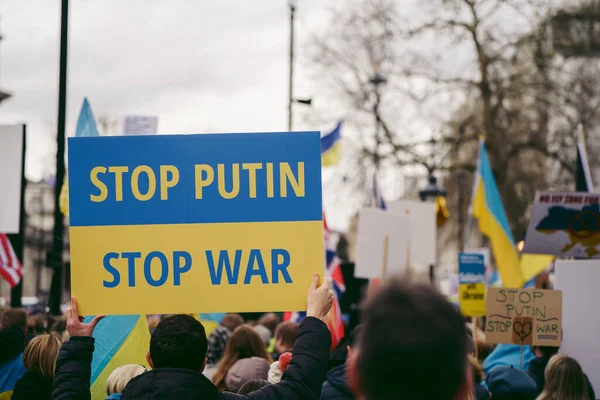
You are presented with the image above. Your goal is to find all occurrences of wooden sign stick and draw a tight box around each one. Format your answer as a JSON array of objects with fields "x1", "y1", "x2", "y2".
[
  {"x1": 520, "y1": 344, "x2": 523, "y2": 370},
  {"x1": 381, "y1": 235, "x2": 389, "y2": 279},
  {"x1": 472, "y1": 316, "x2": 478, "y2": 359}
]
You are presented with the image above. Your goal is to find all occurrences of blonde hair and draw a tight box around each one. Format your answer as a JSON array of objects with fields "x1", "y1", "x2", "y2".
[
  {"x1": 537, "y1": 354, "x2": 590, "y2": 400},
  {"x1": 22, "y1": 333, "x2": 62, "y2": 377},
  {"x1": 106, "y1": 364, "x2": 146, "y2": 395}
]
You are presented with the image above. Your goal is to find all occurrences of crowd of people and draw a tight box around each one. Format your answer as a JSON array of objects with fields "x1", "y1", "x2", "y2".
[{"x1": 0, "y1": 273, "x2": 596, "y2": 399}]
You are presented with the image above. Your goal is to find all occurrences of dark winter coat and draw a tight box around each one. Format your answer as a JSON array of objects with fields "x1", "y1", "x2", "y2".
[
  {"x1": 51, "y1": 316, "x2": 331, "y2": 400},
  {"x1": 320, "y1": 365, "x2": 353, "y2": 400},
  {"x1": 11, "y1": 370, "x2": 53, "y2": 400},
  {"x1": 0, "y1": 326, "x2": 26, "y2": 399}
]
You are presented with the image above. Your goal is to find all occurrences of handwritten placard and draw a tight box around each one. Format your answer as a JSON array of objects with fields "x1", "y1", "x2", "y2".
[{"x1": 485, "y1": 288, "x2": 562, "y2": 346}]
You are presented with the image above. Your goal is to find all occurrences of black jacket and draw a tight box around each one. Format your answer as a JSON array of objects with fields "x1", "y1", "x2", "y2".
[
  {"x1": 51, "y1": 316, "x2": 331, "y2": 400},
  {"x1": 527, "y1": 356, "x2": 596, "y2": 399},
  {"x1": 320, "y1": 365, "x2": 353, "y2": 400},
  {"x1": 11, "y1": 370, "x2": 53, "y2": 400}
]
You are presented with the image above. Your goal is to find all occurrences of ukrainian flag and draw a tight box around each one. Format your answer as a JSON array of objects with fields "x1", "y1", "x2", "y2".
[
  {"x1": 471, "y1": 139, "x2": 524, "y2": 288},
  {"x1": 60, "y1": 97, "x2": 100, "y2": 217},
  {"x1": 197, "y1": 313, "x2": 226, "y2": 336},
  {"x1": 321, "y1": 121, "x2": 342, "y2": 166},
  {"x1": 84, "y1": 315, "x2": 150, "y2": 400}
]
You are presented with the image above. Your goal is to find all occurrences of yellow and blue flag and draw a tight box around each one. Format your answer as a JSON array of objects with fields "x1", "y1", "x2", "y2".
[
  {"x1": 84, "y1": 315, "x2": 150, "y2": 400},
  {"x1": 471, "y1": 139, "x2": 524, "y2": 288},
  {"x1": 321, "y1": 121, "x2": 342, "y2": 166},
  {"x1": 197, "y1": 313, "x2": 226, "y2": 336},
  {"x1": 60, "y1": 97, "x2": 100, "y2": 217}
]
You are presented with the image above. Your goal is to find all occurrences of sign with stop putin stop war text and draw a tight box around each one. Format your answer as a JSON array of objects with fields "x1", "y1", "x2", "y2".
[
  {"x1": 485, "y1": 287, "x2": 562, "y2": 347},
  {"x1": 68, "y1": 132, "x2": 323, "y2": 315}
]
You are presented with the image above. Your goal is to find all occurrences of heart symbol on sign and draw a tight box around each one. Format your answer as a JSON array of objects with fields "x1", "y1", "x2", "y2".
[{"x1": 513, "y1": 320, "x2": 532, "y2": 342}]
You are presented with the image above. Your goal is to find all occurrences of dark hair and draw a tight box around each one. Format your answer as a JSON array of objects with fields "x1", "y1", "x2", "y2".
[
  {"x1": 536, "y1": 346, "x2": 560, "y2": 359},
  {"x1": 150, "y1": 314, "x2": 207, "y2": 370},
  {"x1": 50, "y1": 319, "x2": 67, "y2": 334},
  {"x1": 349, "y1": 325, "x2": 362, "y2": 348},
  {"x1": 237, "y1": 378, "x2": 269, "y2": 394},
  {"x1": 222, "y1": 314, "x2": 244, "y2": 332},
  {"x1": 1, "y1": 308, "x2": 27, "y2": 331},
  {"x1": 275, "y1": 321, "x2": 298, "y2": 348},
  {"x1": 357, "y1": 278, "x2": 467, "y2": 400}
]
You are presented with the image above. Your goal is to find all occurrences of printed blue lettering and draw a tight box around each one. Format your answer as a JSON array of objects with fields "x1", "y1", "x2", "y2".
[
  {"x1": 244, "y1": 249, "x2": 268, "y2": 284},
  {"x1": 103, "y1": 252, "x2": 120, "y2": 288},
  {"x1": 173, "y1": 251, "x2": 192, "y2": 286},
  {"x1": 206, "y1": 250, "x2": 242, "y2": 285},
  {"x1": 122, "y1": 252, "x2": 141, "y2": 287},
  {"x1": 271, "y1": 249, "x2": 292, "y2": 283},
  {"x1": 144, "y1": 251, "x2": 168, "y2": 287}
]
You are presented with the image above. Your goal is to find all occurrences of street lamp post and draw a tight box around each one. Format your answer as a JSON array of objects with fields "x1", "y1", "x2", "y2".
[
  {"x1": 48, "y1": 0, "x2": 69, "y2": 316},
  {"x1": 287, "y1": 0, "x2": 296, "y2": 131},
  {"x1": 419, "y1": 174, "x2": 447, "y2": 284}
]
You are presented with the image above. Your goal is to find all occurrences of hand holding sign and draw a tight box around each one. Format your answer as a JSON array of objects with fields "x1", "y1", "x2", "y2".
[
  {"x1": 67, "y1": 297, "x2": 105, "y2": 337},
  {"x1": 306, "y1": 274, "x2": 334, "y2": 321}
]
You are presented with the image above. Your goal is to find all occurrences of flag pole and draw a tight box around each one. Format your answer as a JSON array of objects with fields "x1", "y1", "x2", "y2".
[{"x1": 464, "y1": 136, "x2": 484, "y2": 249}]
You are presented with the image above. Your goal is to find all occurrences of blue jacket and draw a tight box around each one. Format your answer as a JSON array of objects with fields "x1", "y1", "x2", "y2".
[{"x1": 321, "y1": 365, "x2": 354, "y2": 400}]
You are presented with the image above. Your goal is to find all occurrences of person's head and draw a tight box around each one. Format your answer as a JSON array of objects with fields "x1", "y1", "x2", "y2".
[
  {"x1": 221, "y1": 314, "x2": 244, "y2": 332},
  {"x1": 1, "y1": 308, "x2": 27, "y2": 331},
  {"x1": 237, "y1": 378, "x2": 269, "y2": 395},
  {"x1": 258, "y1": 313, "x2": 279, "y2": 335},
  {"x1": 105, "y1": 364, "x2": 146, "y2": 395},
  {"x1": 538, "y1": 354, "x2": 590, "y2": 400},
  {"x1": 533, "y1": 345, "x2": 560, "y2": 359},
  {"x1": 225, "y1": 357, "x2": 270, "y2": 392},
  {"x1": 486, "y1": 366, "x2": 538, "y2": 400},
  {"x1": 22, "y1": 332, "x2": 62, "y2": 377},
  {"x1": 148, "y1": 314, "x2": 207, "y2": 371},
  {"x1": 27, "y1": 315, "x2": 46, "y2": 335},
  {"x1": 253, "y1": 324, "x2": 272, "y2": 347},
  {"x1": 274, "y1": 321, "x2": 298, "y2": 353},
  {"x1": 212, "y1": 325, "x2": 273, "y2": 391},
  {"x1": 353, "y1": 278, "x2": 468, "y2": 400}
]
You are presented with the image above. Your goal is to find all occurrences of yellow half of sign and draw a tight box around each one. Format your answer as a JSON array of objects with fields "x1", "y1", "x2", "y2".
[{"x1": 70, "y1": 220, "x2": 324, "y2": 316}]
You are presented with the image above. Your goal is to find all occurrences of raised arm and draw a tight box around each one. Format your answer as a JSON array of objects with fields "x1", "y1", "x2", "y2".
[
  {"x1": 51, "y1": 298, "x2": 104, "y2": 400},
  {"x1": 223, "y1": 274, "x2": 334, "y2": 400}
]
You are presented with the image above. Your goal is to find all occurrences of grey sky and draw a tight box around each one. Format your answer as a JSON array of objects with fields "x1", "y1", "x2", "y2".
[{"x1": 0, "y1": 0, "x2": 333, "y2": 179}]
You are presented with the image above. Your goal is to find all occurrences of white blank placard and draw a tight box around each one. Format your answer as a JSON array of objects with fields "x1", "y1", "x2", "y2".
[
  {"x1": 555, "y1": 259, "x2": 600, "y2": 397},
  {"x1": 387, "y1": 200, "x2": 436, "y2": 265},
  {"x1": 355, "y1": 208, "x2": 410, "y2": 279},
  {"x1": 0, "y1": 125, "x2": 24, "y2": 233}
]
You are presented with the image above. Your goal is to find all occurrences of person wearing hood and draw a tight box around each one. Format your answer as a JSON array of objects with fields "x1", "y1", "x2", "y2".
[
  {"x1": 51, "y1": 273, "x2": 334, "y2": 400},
  {"x1": 11, "y1": 333, "x2": 62, "y2": 400},
  {"x1": 0, "y1": 309, "x2": 28, "y2": 400},
  {"x1": 225, "y1": 357, "x2": 270, "y2": 393},
  {"x1": 321, "y1": 325, "x2": 362, "y2": 400}
]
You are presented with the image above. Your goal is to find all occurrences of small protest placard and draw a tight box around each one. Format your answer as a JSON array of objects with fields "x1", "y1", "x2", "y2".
[
  {"x1": 387, "y1": 200, "x2": 435, "y2": 265},
  {"x1": 354, "y1": 208, "x2": 410, "y2": 279},
  {"x1": 485, "y1": 288, "x2": 562, "y2": 347},
  {"x1": 68, "y1": 132, "x2": 323, "y2": 315},
  {"x1": 458, "y1": 253, "x2": 486, "y2": 317},
  {"x1": 524, "y1": 191, "x2": 600, "y2": 258}
]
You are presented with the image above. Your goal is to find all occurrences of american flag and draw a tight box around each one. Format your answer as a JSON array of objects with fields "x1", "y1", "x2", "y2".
[
  {"x1": 284, "y1": 212, "x2": 345, "y2": 349},
  {"x1": 0, "y1": 234, "x2": 23, "y2": 287}
]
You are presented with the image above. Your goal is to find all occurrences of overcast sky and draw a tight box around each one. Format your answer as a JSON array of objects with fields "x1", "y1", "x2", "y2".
[{"x1": 0, "y1": 0, "x2": 334, "y2": 176}]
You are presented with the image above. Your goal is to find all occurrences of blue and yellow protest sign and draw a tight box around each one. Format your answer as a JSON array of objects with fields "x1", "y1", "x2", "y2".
[
  {"x1": 68, "y1": 132, "x2": 323, "y2": 315},
  {"x1": 458, "y1": 253, "x2": 486, "y2": 317}
]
